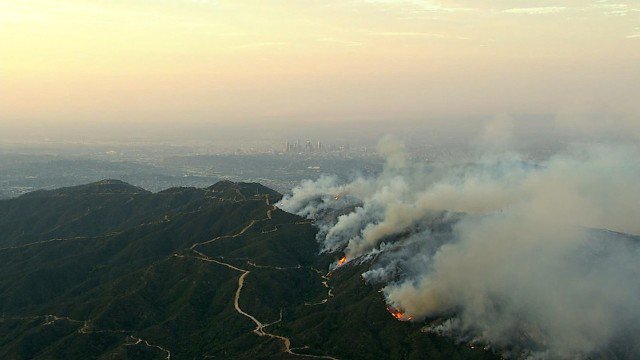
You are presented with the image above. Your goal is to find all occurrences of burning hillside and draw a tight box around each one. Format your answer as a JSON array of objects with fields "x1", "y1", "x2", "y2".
[
  {"x1": 337, "y1": 256, "x2": 347, "y2": 267},
  {"x1": 386, "y1": 306, "x2": 413, "y2": 322},
  {"x1": 277, "y1": 137, "x2": 640, "y2": 359}
]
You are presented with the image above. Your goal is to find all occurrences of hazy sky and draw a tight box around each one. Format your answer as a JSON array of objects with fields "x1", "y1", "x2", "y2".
[{"x1": 1, "y1": 0, "x2": 639, "y2": 140}]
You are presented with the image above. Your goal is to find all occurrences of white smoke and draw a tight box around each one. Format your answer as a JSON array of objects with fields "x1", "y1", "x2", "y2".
[{"x1": 277, "y1": 135, "x2": 640, "y2": 358}]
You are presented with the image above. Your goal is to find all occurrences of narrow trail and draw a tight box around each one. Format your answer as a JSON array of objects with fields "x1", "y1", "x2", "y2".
[
  {"x1": 295, "y1": 220, "x2": 314, "y2": 225},
  {"x1": 189, "y1": 197, "x2": 339, "y2": 359},
  {"x1": 125, "y1": 336, "x2": 172, "y2": 360},
  {"x1": 261, "y1": 227, "x2": 279, "y2": 234},
  {"x1": 189, "y1": 219, "x2": 257, "y2": 250},
  {"x1": 44, "y1": 206, "x2": 108, "y2": 234},
  {"x1": 0, "y1": 207, "x2": 208, "y2": 253},
  {"x1": 305, "y1": 269, "x2": 334, "y2": 306},
  {"x1": 6, "y1": 314, "x2": 127, "y2": 335},
  {"x1": 0, "y1": 235, "x2": 114, "y2": 252},
  {"x1": 3, "y1": 314, "x2": 160, "y2": 356},
  {"x1": 263, "y1": 309, "x2": 283, "y2": 329},
  {"x1": 42, "y1": 314, "x2": 83, "y2": 326},
  {"x1": 246, "y1": 260, "x2": 302, "y2": 270}
]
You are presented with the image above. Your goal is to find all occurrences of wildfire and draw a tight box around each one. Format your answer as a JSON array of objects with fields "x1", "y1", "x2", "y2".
[
  {"x1": 386, "y1": 306, "x2": 413, "y2": 321},
  {"x1": 326, "y1": 256, "x2": 348, "y2": 277},
  {"x1": 333, "y1": 194, "x2": 340, "y2": 201}
]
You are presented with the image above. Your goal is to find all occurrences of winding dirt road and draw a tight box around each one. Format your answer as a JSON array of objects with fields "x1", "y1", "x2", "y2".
[
  {"x1": 189, "y1": 198, "x2": 338, "y2": 359},
  {"x1": 305, "y1": 269, "x2": 334, "y2": 306},
  {"x1": 4, "y1": 314, "x2": 164, "y2": 357},
  {"x1": 6, "y1": 194, "x2": 339, "y2": 359},
  {"x1": 125, "y1": 336, "x2": 171, "y2": 360}
]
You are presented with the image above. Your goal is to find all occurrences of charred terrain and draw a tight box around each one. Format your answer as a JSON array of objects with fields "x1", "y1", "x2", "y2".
[{"x1": 0, "y1": 180, "x2": 494, "y2": 359}]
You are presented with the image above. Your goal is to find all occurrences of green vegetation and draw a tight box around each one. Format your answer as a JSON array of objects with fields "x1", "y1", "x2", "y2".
[{"x1": 0, "y1": 180, "x2": 496, "y2": 359}]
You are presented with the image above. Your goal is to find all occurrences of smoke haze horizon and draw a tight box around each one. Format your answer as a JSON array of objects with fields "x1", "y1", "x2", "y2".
[{"x1": 277, "y1": 133, "x2": 640, "y2": 359}]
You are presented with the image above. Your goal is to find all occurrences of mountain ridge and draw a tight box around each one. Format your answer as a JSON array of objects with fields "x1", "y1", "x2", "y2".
[
  {"x1": 18, "y1": 179, "x2": 151, "y2": 198},
  {"x1": 0, "y1": 180, "x2": 495, "y2": 359}
]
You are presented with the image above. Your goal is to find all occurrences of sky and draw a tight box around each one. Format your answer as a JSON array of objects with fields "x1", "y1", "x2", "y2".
[{"x1": 0, "y1": 0, "x2": 639, "y2": 142}]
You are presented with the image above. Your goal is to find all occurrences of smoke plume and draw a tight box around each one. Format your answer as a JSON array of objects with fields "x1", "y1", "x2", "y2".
[{"x1": 277, "y1": 136, "x2": 640, "y2": 358}]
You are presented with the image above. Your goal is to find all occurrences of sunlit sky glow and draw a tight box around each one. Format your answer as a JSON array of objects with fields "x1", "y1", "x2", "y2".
[{"x1": 1, "y1": 0, "x2": 639, "y2": 135}]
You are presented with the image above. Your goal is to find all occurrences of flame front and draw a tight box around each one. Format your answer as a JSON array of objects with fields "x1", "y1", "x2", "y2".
[
  {"x1": 333, "y1": 194, "x2": 340, "y2": 201},
  {"x1": 337, "y1": 256, "x2": 347, "y2": 266},
  {"x1": 386, "y1": 306, "x2": 413, "y2": 321}
]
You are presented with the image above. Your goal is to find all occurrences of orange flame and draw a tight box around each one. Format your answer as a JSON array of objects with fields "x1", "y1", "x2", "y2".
[
  {"x1": 334, "y1": 195, "x2": 340, "y2": 201},
  {"x1": 386, "y1": 306, "x2": 413, "y2": 321},
  {"x1": 337, "y1": 256, "x2": 347, "y2": 266}
]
